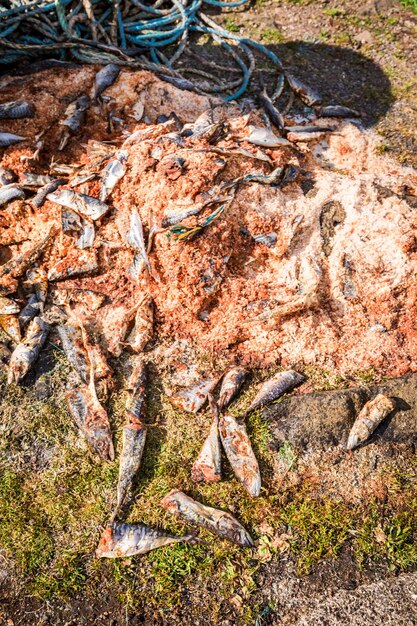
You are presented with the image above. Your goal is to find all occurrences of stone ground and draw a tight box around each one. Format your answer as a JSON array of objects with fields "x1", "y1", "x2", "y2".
[{"x1": 1, "y1": 1, "x2": 417, "y2": 625}]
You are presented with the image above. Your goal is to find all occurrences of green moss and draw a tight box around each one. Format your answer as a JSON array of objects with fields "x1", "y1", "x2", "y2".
[
  {"x1": 224, "y1": 19, "x2": 241, "y2": 33},
  {"x1": 400, "y1": 0, "x2": 417, "y2": 13},
  {"x1": 281, "y1": 497, "x2": 354, "y2": 574},
  {"x1": 260, "y1": 28, "x2": 286, "y2": 44}
]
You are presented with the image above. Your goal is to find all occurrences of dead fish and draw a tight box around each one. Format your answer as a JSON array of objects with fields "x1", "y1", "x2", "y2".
[
  {"x1": 127, "y1": 253, "x2": 145, "y2": 283},
  {"x1": 58, "y1": 324, "x2": 89, "y2": 383},
  {"x1": 20, "y1": 173, "x2": 56, "y2": 188},
  {"x1": 162, "y1": 490, "x2": 253, "y2": 547},
  {"x1": 0, "y1": 166, "x2": 17, "y2": 186},
  {"x1": 0, "y1": 100, "x2": 34, "y2": 119},
  {"x1": 0, "y1": 224, "x2": 58, "y2": 282},
  {"x1": 126, "y1": 209, "x2": 158, "y2": 281},
  {"x1": 61, "y1": 207, "x2": 82, "y2": 232},
  {"x1": 66, "y1": 375, "x2": 114, "y2": 461},
  {"x1": 0, "y1": 185, "x2": 25, "y2": 206},
  {"x1": 18, "y1": 294, "x2": 42, "y2": 328},
  {"x1": 170, "y1": 376, "x2": 219, "y2": 413},
  {"x1": 131, "y1": 100, "x2": 144, "y2": 121},
  {"x1": 0, "y1": 133, "x2": 26, "y2": 147},
  {"x1": 245, "y1": 126, "x2": 293, "y2": 148},
  {"x1": 286, "y1": 74, "x2": 322, "y2": 107},
  {"x1": 0, "y1": 295, "x2": 20, "y2": 315},
  {"x1": 7, "y1": 316, "x2": 49, "y2": 384},
  {"x1": 162, "y1": 204, "x2": 204, "y2": 227},
  {"x1": 280, "y1": 163, "x2": 300, "y2": 186},
  {"x1": 157, "y1": 155, "x2": 186, "y2": 180},
  {"x1": 245, "y1": 370, "x2": 304, "y2": 415},
  {"x1": 191, "y1": 394, "x2": 221, "y2": 483},
  {"x1": 114, "y1": 387, "x2": 147, "y2": 514},
  {"x1": 77, "y1": 219, "x2": 95, "y2": 250},
  {"x1": 318, "y1": 105, "x2": 360, "y2": 118},
  {"x1": 47, "y1": 189, "x2": 110, "y2": 221},
  {"x1": 219, "y1": 413, "x2": 261, "y2": 497},
  {"x1": 240, "y1": 167, "x2": 284, "y2": 186},
  {"x1": 99, "y1": 150, "x2": 128, "y2": 201},
  {"x1": 93, "y1": 64, "x2": 120, "y2": 100},
  {"x1": 125, "y1": 294, "x2": 153, "y2": 353},
  {"x1": 284, "y1": 125, "x2": 333, "y2": 134},
  {"x1": 59, "y1": 94, "x2": 90, "y2": 150},
  {"x1": 218, "y1": 367, "x2": 247, "y2": 411},
  {"x1": 96, "y1": 522, "x2": 198, "y2": 558},
  {"x1": 259, "y1": 87, "x2": 285, "y2": 131},
  {"x1": 0, "y1": 314, "x2": 21, "y2": 344},
  {"x1": 47, "y1": 251, "x2": 98, "y2": 281},
  {"x1": 125, "y1": 361, "x2": 147, "y2": 417},
  {"x1": 241, "y1": 228, "x2": 277, "y2": 248},
  {"x1": 347, "y1": 394, "x2": 396, "y2": 450},
  {"x1": 32, "y1": 178, "x2": 66, "y2": 209}
]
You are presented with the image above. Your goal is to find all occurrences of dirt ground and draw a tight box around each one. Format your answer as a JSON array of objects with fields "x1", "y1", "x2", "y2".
[{"x1": 0, "y1": 1, "x2": 417, "y2": 625}]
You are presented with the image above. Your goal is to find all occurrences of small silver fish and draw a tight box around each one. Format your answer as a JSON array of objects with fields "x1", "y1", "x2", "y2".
[
  {"x1": 20, "y1": 173, "x2": 55, "y2": 188},
  {"x1": 58, "y1": 324, "x2": 89, "y2": 384},
  {"x1": 318, "y1": 105, "x2": 360, "y2": 118},
  {"x1": 286, "y1": 74, "x2": 322, "y2": 107},
  {"x1": 191, "y1": 394, "x2": 221, "y2": 483},
  {"x1": 61, "y1": 207, "x2": 82, "y2": 232},
  {"x1": 66, "y1": 375, "x2": 114, "y2": 461},
  {"x1": 253, "y1": 232, "x2": 278, "y2": 247},
  {"x1": 162, "y1": 490, "x2": 253, "y2": 547},
  {"x1": 99, "y1": 150, "x2": 128, "y2": 201},
  {"x1": 347, "y1": 394, "x2": 396, "y2": 450},
  {"x1": 114, "y1": 373, "x2": 147, "y2": 515},
  {"x1": 170, "y1": 376, "x2": 219, "y2": 413},
  {"x1": 219, "y1": 413, "x2": 261, "y2": 497},
  {"x1": 77, "y1": 219, "x2": 95, "y2": 249},
  {"x1": 59, "y1": 94, "x2": 90, "y2": 150},
  {"x1": 126, "y1": 209, "x2": 157, "y2": 280},
  {"x1": 245, "y1": 126, "x2": 292, "y2": 148},
  {"x1": 7, "y1": 316, "x2": 49, "y2": 384},
  {"x1": 93, "y1": 64, "x2": 120, "y2": 100},
  {"x1": 125, "y1": 294, "x2": 153, "y2": 353},
  {"x1": 0, "y1": 100, "x2": 34, "y2": 119},
  {"x1": 96, "y1": 522, "x2": 198, "y2": 558},
  {"x1": 47, "y1": 189, "x2": 110, "y2": 221},
  {"x1": 0, "y1": 166, "x2": 17, "y2": 186},
  {"x1": 0, "y1": 185, "x2": 25, "y2": 206},
  {"x1": 259, "y1": 87, "x2": 285, "y2": 131},
  {"x1": 18, "y1": 294, "x2": 42, "y2": 328},
  {"x1": 0, "y1": 295, "x2": 20, "y2": 315},
  {"x1": 32, "y1": 178, "x2": 66, "y2": 209},
  {"x1": 47, "y1": 250, "x2": 98, "y2": 281},
  {"x1": 0, "y1": 133, "x2": 26, "y2": 147},
  {"x1": 245, "y1": 370, "x2": 305, "y2": 415},
  {"x1": 218, "y1": 367, "x2": 247, "y2": 411},
  {"x1": 162, "y1": 204, "x2": 204, "y2": 227}
]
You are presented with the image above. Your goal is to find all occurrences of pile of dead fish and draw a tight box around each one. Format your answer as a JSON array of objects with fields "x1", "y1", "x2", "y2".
[{"x1": 0, "y1": 64, "x2": 396, "y2": 559}]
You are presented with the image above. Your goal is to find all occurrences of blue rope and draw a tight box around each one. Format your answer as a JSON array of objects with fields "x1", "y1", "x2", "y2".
[{"x1": 0, "y1": 0, "x2": 287, "y2": 104}]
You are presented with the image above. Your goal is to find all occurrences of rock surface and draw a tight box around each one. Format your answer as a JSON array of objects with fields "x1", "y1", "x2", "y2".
[{"x1": 265, "y1": 373, "x2": 417, "y2": 451}]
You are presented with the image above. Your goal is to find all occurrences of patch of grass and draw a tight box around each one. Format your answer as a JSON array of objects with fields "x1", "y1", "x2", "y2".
[
  {"x1": 324, "y1": 7, "x2": 346, "y2": 16},
  {"x1": 224, "y1": 19, "x2": 241, "y2": 33},
  {"x1": 281, "y1": 497, "x2": 354, "y2": 574},
  {"x1": 400, "y1": 0, "x2": 417, "y2": 12},
  {"x1": 260, "y1": 28, "x2": 285, "y2": 44}
]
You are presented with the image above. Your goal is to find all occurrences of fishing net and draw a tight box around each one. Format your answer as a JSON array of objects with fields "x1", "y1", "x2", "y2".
[{"x1": 0, "y1": 0, "x2": 285, "y2": 101}]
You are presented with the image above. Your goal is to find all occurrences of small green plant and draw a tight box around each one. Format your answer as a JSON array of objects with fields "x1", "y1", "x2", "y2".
[
  {"x1": 260, "y1": 28, "x2": 285, "y2": 44},
  {"x1": 224, "y1": 19, "x2": 241, "y2": 33}
]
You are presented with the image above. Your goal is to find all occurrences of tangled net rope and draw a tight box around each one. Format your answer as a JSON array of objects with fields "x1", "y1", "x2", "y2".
[{"x1": 0, "y1": 0, "x2": 286, "y2": 102}]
